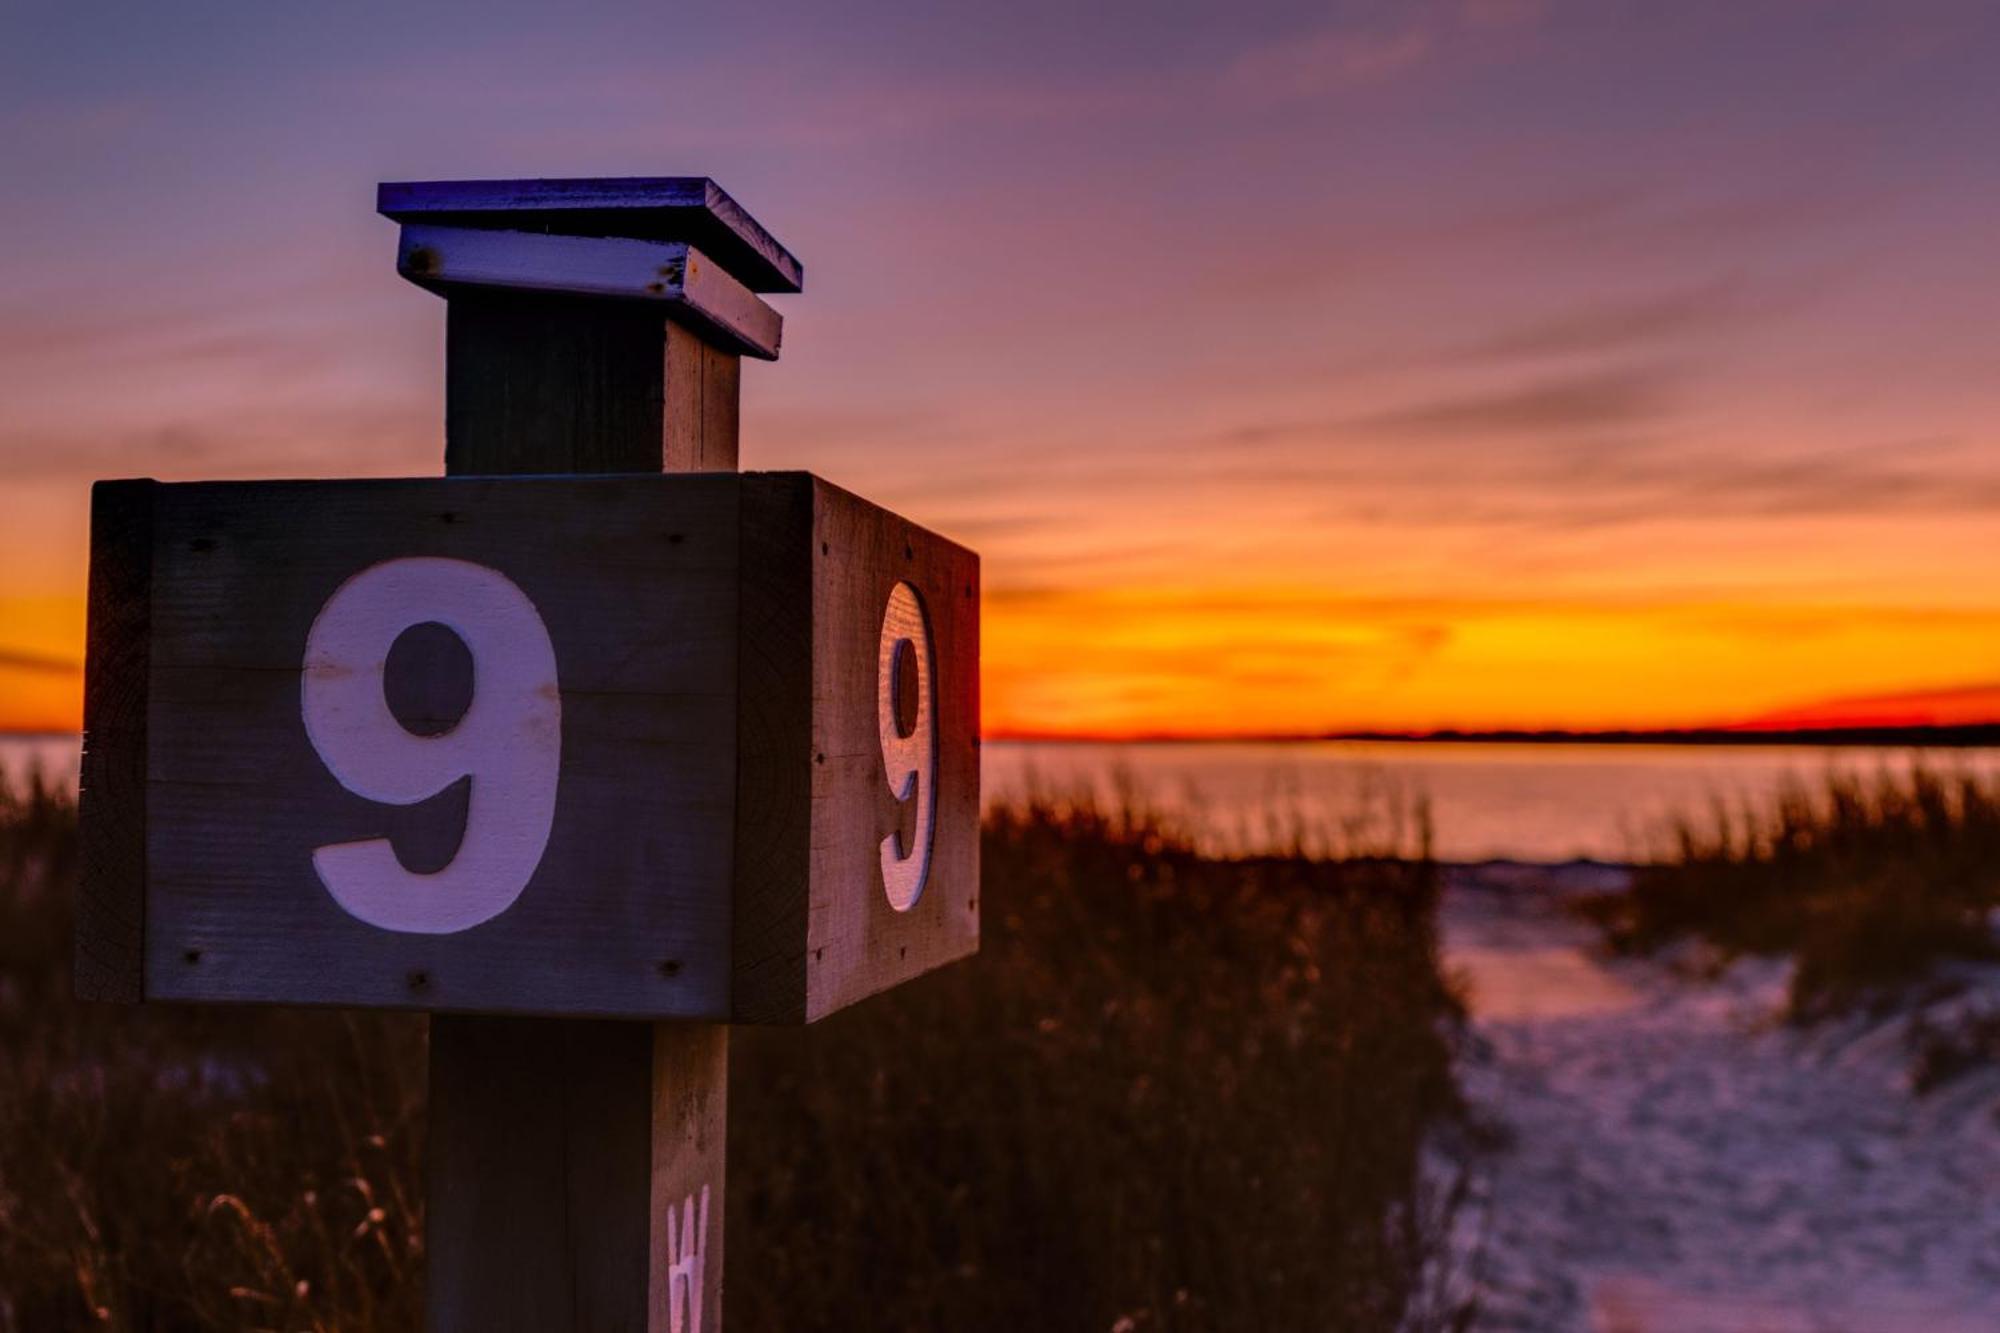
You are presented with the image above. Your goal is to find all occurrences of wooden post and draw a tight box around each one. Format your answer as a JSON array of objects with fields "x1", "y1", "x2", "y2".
[
  {"x1": 77, "y1": 178, "x2": 979, "y2": 1333},
  {"x1": 396, "y1": 179, "x2": 795, "y2": 1333}
]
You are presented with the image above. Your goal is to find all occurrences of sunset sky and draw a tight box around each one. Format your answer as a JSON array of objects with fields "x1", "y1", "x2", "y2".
[{"x1": 3, "y1": 0, "x2": 1998, "y2": 737}]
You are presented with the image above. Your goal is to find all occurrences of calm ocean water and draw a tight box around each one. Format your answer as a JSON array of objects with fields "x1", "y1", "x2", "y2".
[
  {"x1": 983, "y1": 739, "x2": 2000, "y2": 863},
  {"x1": 8, "y1": 733, "x2": 1998, "y2": 864}
]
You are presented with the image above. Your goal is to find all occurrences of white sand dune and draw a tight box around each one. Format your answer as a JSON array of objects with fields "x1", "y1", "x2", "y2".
[{"x1": 1441, "y1": 865, "x2": 2000, "y2": 1333}]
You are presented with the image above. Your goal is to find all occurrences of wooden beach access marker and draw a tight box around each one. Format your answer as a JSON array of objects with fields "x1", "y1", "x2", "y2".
[{"x1": 76, "y1": 177, "x2": 980, "y2": 1331}]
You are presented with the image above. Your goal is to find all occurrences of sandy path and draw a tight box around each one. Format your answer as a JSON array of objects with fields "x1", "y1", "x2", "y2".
[{"x1": 1440, "y1": 864, "x2": 2000, "y2": 1333}]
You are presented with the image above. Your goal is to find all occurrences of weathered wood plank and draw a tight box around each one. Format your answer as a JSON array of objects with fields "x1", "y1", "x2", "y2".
[
  {"x1": 731, "y1": 476, "x2": 815, "y2": 1023},
  {"x1": 446, "y1": 291, "x2": 676, "y2": 475},
  {"x1": 76, "y1": 479, "x2": 155, "y2": 1003},
  {"x1": 648, "y1": 1024, "x2": 727, "y2": 1332},
  {"x1": 91, "y1": 472, "x2": 977, "y2": 1023},
  {"x1": 428, "y1": 1019, "x2": 726, "y2": 1332},
  {"x1": 731, "y1": 475, "x2": 981, "y2": 1023},
  {"x1": 402, "y1": 226, "x2": 781, "y2": 360},
  {"x1": 425, "y1": 288, "x2": 738, "y2": 1332},
  {"x1": 803, "y1": 475, "x2": 981, "y2": 1021},
  {"x1": 140, "y1": 476, "x2": 740, "y2": 1017},
  {"x1": 663, "y1": 323, "x2": 741, "y2": 473},
  {"x1": 426, "y1": 1015, "x2": 656, "y2": 1332},
  {"x1": 378, "y1": 177, "x2": 804, "y2": 294}
]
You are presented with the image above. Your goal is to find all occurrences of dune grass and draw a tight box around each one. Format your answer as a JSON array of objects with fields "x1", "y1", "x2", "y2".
[
  {"x1": 0, "y1": 768, "x2": 427, "y2": 1331},
  {"x1": 730, "y1": 797, "x2": 1466, "y2": 1332},
  {"x1": 1581, "y1": 764, "x2": 2000, "y2": 1022},
  {"x1": 0, "y1": 772, "x2": 1466, "y2": 1331}
]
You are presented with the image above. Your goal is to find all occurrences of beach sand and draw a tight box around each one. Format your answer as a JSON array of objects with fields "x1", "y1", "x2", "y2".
[{"x1": 1442, "y1": 864, "x2": 2000, "y2": 1333}]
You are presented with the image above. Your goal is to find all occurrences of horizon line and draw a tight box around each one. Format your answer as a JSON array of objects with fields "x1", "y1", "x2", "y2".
[
  {"x1": 985, "y1": 722, "x2": 2000, "y2": 746},
  {"x1": 7, "y1": 722, "x2": 1999, "y2": 747}
]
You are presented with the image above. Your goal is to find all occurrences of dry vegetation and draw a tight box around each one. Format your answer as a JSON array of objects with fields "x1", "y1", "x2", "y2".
[
  {"x1": 1582, "y1": 765, "x2": 2000, "y2": 1022},
  {"x1": 0, "y1": 774, "x2": 1467, "y2": 1331},
  {"x1": 732, "y1": 798, "x2": 1467, "y2": 1333},
  {"x1": 0, "y1": 768, "x2": 426, "y2": 1331}
]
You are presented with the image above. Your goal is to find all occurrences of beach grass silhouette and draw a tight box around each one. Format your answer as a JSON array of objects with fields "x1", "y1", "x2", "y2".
[{"x1": 0, "y1": 772, "x2": 1468, "y2": 1331}]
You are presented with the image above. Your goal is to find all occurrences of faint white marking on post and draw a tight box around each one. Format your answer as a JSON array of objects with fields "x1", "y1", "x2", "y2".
[
  {"x1": 301, "y1": 556, "x2": 561, "y2": 934},
  {"x1": 664, "y1": 1184, "x2": 710, "y2": 1333}
]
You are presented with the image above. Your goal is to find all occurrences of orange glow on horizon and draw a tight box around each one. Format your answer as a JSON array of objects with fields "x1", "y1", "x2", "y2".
[
  {"x1": 978, "y1": 580, "x2": 2000, "y2": 741},
  {"x1": 0, "y1": 596, "x2": 84, "y2": 735},
  {"x1": 6, "y1": 576, "x2": 2000, "y2": 740},
  {"x1": 1731, "y1": 684, "x2": 2000, "y2": 733}
]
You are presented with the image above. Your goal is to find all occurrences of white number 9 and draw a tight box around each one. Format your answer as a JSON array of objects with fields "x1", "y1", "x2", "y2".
[
  {"x1": 301, "y1": 557, "x2": 561, "y2": 935},
  {"x1": 878, "y1": 581, "x2": 937, "y2": 912}
]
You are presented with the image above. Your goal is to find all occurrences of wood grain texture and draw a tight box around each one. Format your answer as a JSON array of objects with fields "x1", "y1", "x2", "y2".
[
  {"x1": 730, "y1": 476, "x2": 815, "y2": 1022},
  {"x1": 76, "y1": 479, "x2": 155, "y2": 1003},
  {"x1": 649, "y1": 1025, "x2": 727, "y2": 1333},
  {"x1": 141, "y1": 476, "x2": 740, "y2": 1017},
  {"x1": 89, "y1": 473, "x2": 976, "y2": 1023},
  {"x1": 803, "y1": 476, "x2": 981, "y2": 1020},
  {"x1": 662, "y1": 323, "x2": 741, "y2": 473},
  {"x1": 732, "y1": 475, "x2": 981, "y2": 1023},
  {"x1": 401, "y1": 227, "x2": 781, "y2": 360},
  {"x1": 426, "y1": 308, "x2": 739, "y2": 1333},
  {"x1": 445, "y1": 291, "x2": 691, "y2": 475},
  {"x1": 378, "y1": 176, "x2": 803, "y2": 294},
  {"x1": 426, "y1": 1015, "x2": 655, "y2": 1332}
]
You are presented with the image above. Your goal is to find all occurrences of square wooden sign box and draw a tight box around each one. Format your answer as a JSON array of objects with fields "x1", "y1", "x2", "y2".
[{"x1": 78, "y1": 472, "x2": 979, "y2": 1024}]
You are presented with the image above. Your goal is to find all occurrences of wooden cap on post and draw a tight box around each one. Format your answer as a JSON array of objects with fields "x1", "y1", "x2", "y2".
[
  {"x1": 378, "y1": 177, "x2": 802, "y2": 474},
  {"x1": 378, "y1": 177, "x2": 803, "y2": 293}
]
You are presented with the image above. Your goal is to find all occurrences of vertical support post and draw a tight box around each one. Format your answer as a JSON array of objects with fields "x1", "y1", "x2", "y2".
[
  {"x1": 424, "y1": 287, "x2": 742, "y2": 1333},
  {"x1": 441, "y1": 298, "x2": 742, "y2": 476},
  {"x1": 664, "y1": 322, "x2": 741, "y2": 473}
]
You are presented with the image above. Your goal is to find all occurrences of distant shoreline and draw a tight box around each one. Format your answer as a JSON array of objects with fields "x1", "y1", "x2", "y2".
[
  {"x1": 11, "y1": 725, "x2": 2000, "y2": 749},
  {"x1": 988, "y1": 724, "x2": 2000, "y2": 748}
]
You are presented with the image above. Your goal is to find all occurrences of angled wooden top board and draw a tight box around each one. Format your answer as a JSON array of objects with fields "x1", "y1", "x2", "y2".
[
  {"x1": 397, "y1": 226, "x2": 783, "y2": 360},
  {"x1": 377, "y1": 177, "x2": 804, "y2": 294},
  {"x1": 78, "y1": 473, "x2": 975, "y2": 1021}
]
